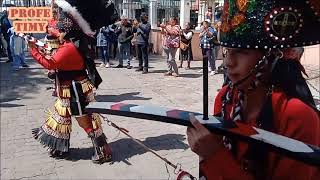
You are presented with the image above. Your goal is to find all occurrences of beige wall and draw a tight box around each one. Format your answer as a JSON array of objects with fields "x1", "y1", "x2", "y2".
[
  {"x1": 301, "y1": 45, "x2": 320, "y2": 66},
  {"x1": 150, "y1": 30, "x2": 218, "y2": 60},
  {"x1": 150, "y1": 30, "x2": 320, "y2": 66}
]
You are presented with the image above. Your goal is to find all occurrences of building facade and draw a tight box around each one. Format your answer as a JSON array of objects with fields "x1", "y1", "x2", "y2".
[
  {"x1": 1, "y1": 0, "x2": 51, "y2": 8},
  {"x1": 1, "y1": 0, "x2": 319, "y2": 66},
  {"x1": 110, "y1": 0, "x2": 223, "y2": 29}
]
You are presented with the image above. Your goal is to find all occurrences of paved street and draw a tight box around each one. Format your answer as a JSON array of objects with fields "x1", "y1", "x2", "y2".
[
  {"x1": 1, "y1": 53, "x2": 319, "y2": 179},
  {"x1": 0, "y1": 54, "x2": 225, "y2": 179}
]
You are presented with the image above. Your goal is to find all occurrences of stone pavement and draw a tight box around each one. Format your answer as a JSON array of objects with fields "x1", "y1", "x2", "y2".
[
  {"x1": 0, "y1": 54, "x2": 225, "y2": 180},
  {"x1": 1, "y1": 53, "x2": 319, "y2": 180},
  {"x1": 303, "y1": 64, "x2": 320, "y2": 105}
]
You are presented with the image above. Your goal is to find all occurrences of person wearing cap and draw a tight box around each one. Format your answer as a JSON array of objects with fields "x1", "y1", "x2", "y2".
[
  {"x1": 96, "y1": 26, "x2": 111, "y2": 68},
  {"x1": 29, "y1": 0, "x2": 118, "y2": 164},
  {"x1": 133, "y1": 12, "x2": 151, "y2": 74},
  {"x1": 187, "y1": 0, "x2": 320, "y2": 179},
  {"x1": 199, "y1": 19, "x2": 218, "y2": 76},
  {"x1": 115, "y1": 15, "x2": 134, "y2": 69},
  {"x1": 108, "y1": 23, "x2": 119, "y2": 60},
  {"x1": 160, "y1": 17, "x2": 180, "y2": 77}
]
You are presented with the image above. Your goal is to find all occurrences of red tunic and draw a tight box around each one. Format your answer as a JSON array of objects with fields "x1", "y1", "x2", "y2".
[
  {"x1": 30, "y1": 41, "x2": 84, "y2": 71},
  {"x1": 200, "y1": 86, "x2": 320, "y2": 180}
]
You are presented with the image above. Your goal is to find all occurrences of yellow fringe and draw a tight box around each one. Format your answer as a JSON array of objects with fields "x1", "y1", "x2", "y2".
[
  {"x1": 46, "y1": 116, "x2": 72, "y2": 134},
  {"x1": 92, "y1": 114, "x2": 102, "y2": 129},
  {"x1": 62, "y1": 88, "x2": 71, "y2": 98},
  {"x1": 58, "y1": 80, "x2": 93, "y2": 98},
  {"x1": 54, "y1": 99, "x2": 71, "y2": 116},
  {"x1": 81, "y1": 80, "x2": 94, "y2": 93}
]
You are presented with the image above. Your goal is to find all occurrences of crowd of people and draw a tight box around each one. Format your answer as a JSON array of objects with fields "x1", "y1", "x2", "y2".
[
  {"x1": 95, "y1": 13, "x2": 151, "y2": 74},
  {"x1": 1, "y1": 7, "x2": 223, "y2": 77},
  {"x1": 94, "y1": 12, "x2": 222, "y2": 77}
]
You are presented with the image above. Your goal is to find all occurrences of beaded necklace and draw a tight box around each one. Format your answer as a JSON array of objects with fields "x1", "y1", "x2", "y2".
[{"x1": 221, "y1": 55, "x2": 270, "y2": 150}]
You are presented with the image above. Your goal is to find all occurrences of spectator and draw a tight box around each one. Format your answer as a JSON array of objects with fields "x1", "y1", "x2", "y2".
[
  {"x1": 199, "y1": 19, "x2": 218, "y2": 76},
  {"x1": 9, "y1": 28, "x2": 28, "y2": 70},
  {"x1": 160, "y1": 17, "x2": 180, "y2": 77},
  {"x1": 115, "y1": 16, "x2": 134, "y2": 69},
  {"x1": 205, "y1": 6, "x2": 213, "y2": 22},
  {"x1": 130, "y1": 19, "x2": 137, "y2": 62},
  {"x1": 214, "y1": 20, "x2": 224, "y2": 73},
  {"x1": 108, "y1": 24, "x2": 119, "y2": 60},
  {"x1": 96, "y1": 26, "x2": 110, "y2": 68},
  {"x1": 133, "y1": 13, "x2": 151, "y2": 74},
  {"x1": 0, "y1": 10, "x2": 13, "y2": 63},
  {"x1": 0, "y1": 20, "x2": 4, "y2": 57},
  {"x1": 179, "y1": 22, "x2": 193, "y2": 69}
]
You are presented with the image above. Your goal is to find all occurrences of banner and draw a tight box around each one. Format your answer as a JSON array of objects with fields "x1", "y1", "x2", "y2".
[{"x1": 8, "y1": 7, "x2": 52, "y2": 33}]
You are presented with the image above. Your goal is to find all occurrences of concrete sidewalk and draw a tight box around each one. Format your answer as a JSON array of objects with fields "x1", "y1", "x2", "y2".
[
  {"x1": 1, "y1": 53, "x2": 319, "y2": 179},
  {"x1": 0, "y1": 54, "x2": 225, "y2": 179}
]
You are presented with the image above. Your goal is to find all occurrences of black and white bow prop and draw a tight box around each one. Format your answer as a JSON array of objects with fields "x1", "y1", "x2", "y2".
[{"x1": 86, "y1": 53, "x2": 320, "y2": 167}]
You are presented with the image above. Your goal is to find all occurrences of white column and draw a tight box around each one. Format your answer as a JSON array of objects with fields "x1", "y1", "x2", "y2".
[
  {"x1": 149, "y1": 0, "x2": 158, "y2": 29},
  {"x1": 195, "y1": 1, "x2": 206, "y2": 30},
  {"x1": 179, "y1": 0, "x2": 191, "y2": 29},
  {"x1": 132, "y1": 9, "x2": 136, "y2": 19},
  {"x1": 122, "y1": 0, "x2": 129, "y2": 18},
  {"x1": 209, "y1": 0, "x2": 215, "y2": 23},
  {"x1": 177, "y1": 0, "x2": 191, "y2": 61}
]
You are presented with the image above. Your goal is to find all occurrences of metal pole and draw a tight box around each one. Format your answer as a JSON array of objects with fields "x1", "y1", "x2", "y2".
[{"x1": 203, "y1": 50, "x2": 209, "y2": 120}]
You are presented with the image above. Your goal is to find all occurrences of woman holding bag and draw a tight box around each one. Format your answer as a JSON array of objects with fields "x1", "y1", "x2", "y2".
[
  {"x1": 160, "y1": 17, "x2": 180, "y2": 77},
  {"x1": 179, "y1": 22, "x2": 193, "y2": 69}
]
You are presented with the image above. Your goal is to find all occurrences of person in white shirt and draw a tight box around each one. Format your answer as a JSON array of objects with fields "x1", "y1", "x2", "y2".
[{"x1": 179, "y1": 22, "x2": 193, "y2": 69}]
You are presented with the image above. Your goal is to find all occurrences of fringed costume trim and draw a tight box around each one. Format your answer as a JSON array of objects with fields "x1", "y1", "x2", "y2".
[
  {"x1": 81, "y1": 79, "x2": 94, "y2": 93},
  {"x1": 94, "y1": 126, "x2": 104, "y2": 138},
  {"x1": 48, "y1": 109, "x2": 72, "y2": 124},
  {"x1": 33, "y1": 77, "x2": 103, "y2": 154},
  {"x1": 61, "y1": 88, "x2": 71, "y2": 98},
  {"x1": 91, "y1": 113, "x2": 102, "y2": 130},
  {"x1": 54, "y1": 98, "x2": 72, "y2": 116},
  {"x1": 59, "y1": 78, "x2": 94, "y2": 98},
  {"x1": 86, "y1": 91, "x2": 95, "y2": 102},
  {"x1": 32, "y1": 125, "x2": 70, "y2": 152},
  {"x1": 46, "y1": 116, "x2": 72, "y2": 134}
]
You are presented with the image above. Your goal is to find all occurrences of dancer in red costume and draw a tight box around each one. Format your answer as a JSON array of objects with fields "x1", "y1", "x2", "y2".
[{"x1": 30, "y1": 0, "x2": 118, "y2": 164}]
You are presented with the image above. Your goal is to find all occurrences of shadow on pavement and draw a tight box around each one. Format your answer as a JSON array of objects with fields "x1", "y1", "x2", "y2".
[
  {"x1": 66, "y1": 147, "x2": 93, "y2": 161},
  {"x1": 96, "y1": 92, "x2": 152, "y2": 102},
  {"x1": 0, "y1": 103, "x2": 25, "y2": 108},
  {"x1": 147, "y1": 69, "x2": 167, "y2": 74},
  {"x1": 65, "y1": 133, "x2": 189, "y2": 165},
  {"x1": 189, "y1": 67, "x2": 203, "y2": 70},
  {"x1": 178, "y1": 73, "x2": 202, "y2": 78},
  {"x1": 148, "y1": 55, "x2": 166, "y2": 62},
  {"x1": 0, "y1": 57, "x2": 51, "y2": 105}
]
